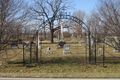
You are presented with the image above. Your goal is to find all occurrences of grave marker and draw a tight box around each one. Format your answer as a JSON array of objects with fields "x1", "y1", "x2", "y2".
[
  {"x1": 99, "y1": 48, "x2": 102, "y2": 51},
  {"x1": 44, "y1": 47, "x2": 52, "y2": 54},
  {"x1": 63, "y1": 44, "x2": 71, "y2": 54},
  {"x1": 24, "y1": 43, "x2": 30, "y2": 50},
  {"x1": 105, "y1": 36, "x2": 111, "y2": 44},
  {"x1": 72, "y1": 39, "x2": 75, "y2": 42},
  {"x1": 79, "y1": 40, "x2": 85, "y2": 46},
  {"x1": 113, "y1": 42, "x2": 119, "y2": 53},
  {"x1": 10, "y1": 40, "x2": 19, "y2": 49}
]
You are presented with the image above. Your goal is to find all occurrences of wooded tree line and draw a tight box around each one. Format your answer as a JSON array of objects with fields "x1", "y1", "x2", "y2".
[
  {"x1": 0, "y1": 0, "x2": 120, "y2": 49},
  {"x1": 87, "y1": 0, "x2": 120, "y2": 41}
]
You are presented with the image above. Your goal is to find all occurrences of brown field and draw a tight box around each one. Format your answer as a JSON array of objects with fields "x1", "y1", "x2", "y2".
[{"x1": 0, "y1": 40, "x2": 120, "y2": 78}]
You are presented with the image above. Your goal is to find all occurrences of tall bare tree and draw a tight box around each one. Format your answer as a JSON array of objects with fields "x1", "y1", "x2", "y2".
[{"x1": 31, "y1": 0, "x2": 73, "y2": 43}]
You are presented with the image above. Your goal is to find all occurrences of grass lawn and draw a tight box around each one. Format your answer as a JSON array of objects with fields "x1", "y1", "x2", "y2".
[{"x1": 0, "y1": 42, "x2": 120, "y2": 78}]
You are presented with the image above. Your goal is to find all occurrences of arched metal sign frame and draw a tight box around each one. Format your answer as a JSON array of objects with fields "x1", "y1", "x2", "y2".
[{"x1": 32, "y1": 14, "x2": 92, "y2": 64}]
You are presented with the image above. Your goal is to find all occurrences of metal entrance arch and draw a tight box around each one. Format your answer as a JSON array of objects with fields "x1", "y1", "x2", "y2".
[{"x1": 32, "y1": 14, "x2": 92, "y2": 64}]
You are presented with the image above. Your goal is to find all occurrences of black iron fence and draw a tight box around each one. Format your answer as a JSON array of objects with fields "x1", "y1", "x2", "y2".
[{"x1": 0, "y1": 41, "x2": 120, "y2": 67}]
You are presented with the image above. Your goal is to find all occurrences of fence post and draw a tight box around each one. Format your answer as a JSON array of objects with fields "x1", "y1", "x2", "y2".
[
  {"x1": 40, "y1": 38, "x2": 42, "y2": 59},
  {"x1": 88, "y1": 31, "x2": 91, "y2": 64},
  {"x1": 86, "y1": 43, "x2": 87, "y2": 64},
  {"x1": 30, "y1": 42, "x2": 32, "y2": 63},
  {"x1": 95, "y1": 40, "x2": 96, "y2": 64},
  {"x1": 36, "y1": 44, "x2": 38, "y2": 63},
  {"x1": 23, "y1": 43, "x2": 25, "y2": 66},
  {"x1": 103, "y1": 45, "x2": 105, "y2": 67}
]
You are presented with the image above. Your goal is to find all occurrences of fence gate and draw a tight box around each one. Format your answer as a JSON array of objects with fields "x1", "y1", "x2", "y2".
[{"x1": 86, "y1": 42, "x2": 105, "y2": 67}]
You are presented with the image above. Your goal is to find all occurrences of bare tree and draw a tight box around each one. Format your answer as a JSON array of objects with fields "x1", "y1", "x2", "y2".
[
  {"x1": 89, "y1": 0, "x2": 120, "y2": 49},
  {"x1": 70, "y1": 10, "x2": 86, "y2": 39},
  {"x1": 31, "y1": 0, "x2": 73, "y2": 43},
  {"x1": 0, "y1": 0, "x2": 29, "y2": 50},
  {"x1": 93, "y1": 0, "x2": 120, "y2": 36},
  {"x1": 86, "y1": 14, "x2": 103, "y2": 42}
]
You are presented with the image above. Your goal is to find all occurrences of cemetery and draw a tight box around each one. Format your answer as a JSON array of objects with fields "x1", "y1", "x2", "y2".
[
  {"x1": 0, "y1": 0, "x2": 120, "y2": 78},
  {"x1": 0, "y1": 19, "x2": 120, "y2": 77}
]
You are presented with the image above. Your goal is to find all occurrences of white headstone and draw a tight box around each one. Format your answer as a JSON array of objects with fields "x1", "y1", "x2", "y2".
[
  {"x1": 79, "y1": 43, "x2": 81, "y2": 46},
  {"x1": 83, "y1": 47, "x2": 86, "y2": 50},
  {"x1": 45, "y1": 47, "x2": 52, "y2": 54},
  {"x1": 63, "y1": 44, "x2": 71, "y2": 54},
  {"x1": 99, "y1": 48, "x2": 102, "y2": 51},
  {"x1": 72, "y1": 39, "x2": 75, "y2": 42},
  {"x1": 113, "y1": 49, "x2": 119, "y2": 53},
  {"x1": 98, "y1": 54, "x2": 103, "y2": 56}
]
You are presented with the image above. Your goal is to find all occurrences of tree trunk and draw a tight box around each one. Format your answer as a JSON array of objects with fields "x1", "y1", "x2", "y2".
[
  {"x1": 51, "y1": 30, "x2": 54, "y2": 43},
  {"x1": 50, "y1": 21, "x2": 54, "y2": 43},
  {"x1": 58, "y1": 30, "x2": 60, "y2": 40},
  {"x1": 44, "y1": 25, "x2": 46, "y2": 40}
]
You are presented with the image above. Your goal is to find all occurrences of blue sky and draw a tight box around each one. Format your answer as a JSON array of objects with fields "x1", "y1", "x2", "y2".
[
  {"x1": 72, "y1": 0, "x2": 98, "y2": 15},
  {"x1": 26, "y1": 0, "x2": 98, "y2": 15}
]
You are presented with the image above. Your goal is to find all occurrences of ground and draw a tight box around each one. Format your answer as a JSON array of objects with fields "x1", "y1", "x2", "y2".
[{"x1": 0, "y1": 40, "x2": 120, "y2": 78}]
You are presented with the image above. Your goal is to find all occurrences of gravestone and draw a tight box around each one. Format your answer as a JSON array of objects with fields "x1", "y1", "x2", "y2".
[
  {"x1": 38, "y1": 46, "x2": 42, "y2": 49},
  {"x1": 71, "y1": 34, "x2": 74, "y2": 39},
  {"x1": 86, "y1": 38, "x2": 94, "y2": 47},
  {"x1": 83, "y1": 47, "x2": 86, "y2": 50},
  {"x1": 74, "y1": 42, "x2": 76, "y2": 46},
  {"x1": 79, "y1": 40, "x2": 85, "y2": 46},
  {"x1": 99, "y1": 48, "x2": 102, "y2": 51},
  {"x1": 47, "y1": 42, "x2": 51, "y2": 43},
  {"x1": 71, "y1": 39, "x2": 76, "y2": 46},
  {"x1": 115, "y1": 37, "x2": 119, "y2": 43},
  {"x1": 72, "y1": 39, "x2": 75, "y2": 42},
  {"x1": 79, "y1": 40, "x2": 85, "y2": 43},
  {"x1": 10, "y1": 40, "x2": 19, "y2": 49},
  {"x1": 24, "y1": 43, "x2": 30, "y2": 50},
  {"x1": 86, "y1": 39, "x2": 89, "y2": 45},
  {"x1": 91, "y1": 38, "x2": 94, "y2": 47},
  {"x1": 63, "y1": 44, "x2": 71, "y2": 54},
  {"x1": 105, "y1": 36, "x2": 111, "y2": 44},
  {"x1": 98, "y1": 54, "x2": 103, "y2": 56},
  {"x1": 36, "y1": 41, "x2": 42, "y2": 49},
  {"x1": 79, "y1": 42, "x2": 81, "y2": 46},
  {"x1": 44, "y1": 47, "x2": 52, "y2": 54},
  {"x1": 54, "y1": 40, "x2": 56, "y2": 42},
  {"x1": 113, "y1": 42, "x2": 119, "y2": 53},
  {"x1": 105, "y1": 36, "x2": 111, "y2": 47}
]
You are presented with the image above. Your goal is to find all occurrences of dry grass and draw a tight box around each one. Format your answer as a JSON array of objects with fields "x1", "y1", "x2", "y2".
[{"x1": 0, "y1": 42, "x2": 120, "y2": 78}]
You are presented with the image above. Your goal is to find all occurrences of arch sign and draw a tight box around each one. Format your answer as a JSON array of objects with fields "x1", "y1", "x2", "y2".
[{"x1": 33, "y1": 12, "x2": 92, "y2": 64}]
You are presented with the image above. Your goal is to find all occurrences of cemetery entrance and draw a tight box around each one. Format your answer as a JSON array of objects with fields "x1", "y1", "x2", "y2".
[
  {"x1": 25, "y1": 13, "x2": 95, "y2": 65},
  {"x1": 0, "y1": 12, "x2": 106, "y2": 67}
]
